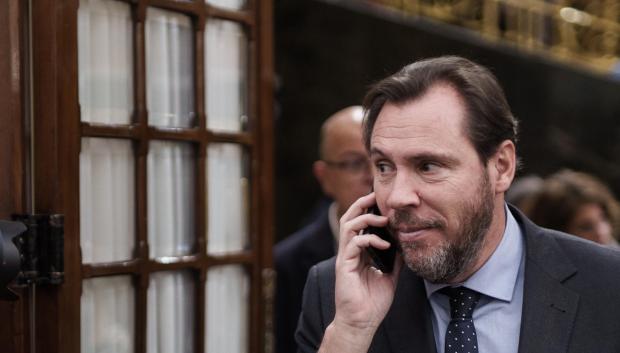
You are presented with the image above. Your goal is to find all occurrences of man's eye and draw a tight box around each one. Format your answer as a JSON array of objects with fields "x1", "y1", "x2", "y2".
[
  {"x1": 376, "y1": 162, "x2": 392, "y2": 173},
  {"x1": 420, "y1": 162, "x2": 439, "y2": 173},
  {"x1": 575, "y1": 223, "x2": 595, "y2": 233}
]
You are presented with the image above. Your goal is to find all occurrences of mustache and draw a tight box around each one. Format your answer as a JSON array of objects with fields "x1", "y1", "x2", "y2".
[{"x1": 388, "y1": 208, "x2": 445, "y2": 232}]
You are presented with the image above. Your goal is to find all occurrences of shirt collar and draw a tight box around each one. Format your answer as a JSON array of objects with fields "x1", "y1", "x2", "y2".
[
  {"x1": 424, "y1": 204, "x2": 524, "y2": 302},
  {"x1": 328, "y1": 202, "x2": 340, "y2": 245}
]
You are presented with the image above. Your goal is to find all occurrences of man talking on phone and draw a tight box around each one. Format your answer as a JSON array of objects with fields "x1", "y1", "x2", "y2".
[{"x1": 295, "y1": 56, "x2": 620, "y2": 353}]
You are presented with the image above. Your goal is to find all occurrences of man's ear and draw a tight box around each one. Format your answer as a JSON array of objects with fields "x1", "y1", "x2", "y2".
[
  {"x1": 490, "y1": 140, "x2": 516, "y2": 194},
  {"x1": 313, "y1": 160, "x2": 331, "y2": 195}
]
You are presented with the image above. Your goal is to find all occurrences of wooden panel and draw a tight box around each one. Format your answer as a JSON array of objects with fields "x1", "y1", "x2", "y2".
[
  {"x1": 256, "y1": 1, "x2": 275, "y2": 352},
  {"x1": 149, "y1": 0, "x2": 201, "y2": 16},
  {"x1": 0, "y1": 0, "x2": 27, "y2": 218},
  {"x1": 31, "y1": 1, "x2": 81, "y2": 353},
  {"x1": 134, "y1": 4, "x2": 148, "y2": 353},
  {"x1": 207, "y1": 5, "x2": 254, "y2": 25},
  {"x1": 0, "y1": 1, "x2": 31, "y2": 352}
]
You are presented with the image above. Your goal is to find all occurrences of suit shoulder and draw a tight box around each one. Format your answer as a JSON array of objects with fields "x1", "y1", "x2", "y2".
[
  {"x1": 306, "y1": 258, "x2": 337, "y2": 289},
  {"x1": 275, "y1": 218, "x2": 329, "y2": 257},
  {"x1": 543, "y1": 228, "x2": 620, "y2": 279},
  {"x1": 317, "y1": 257, "x2": 337, "y2": 272},
  {"x1": 305, "y1": 258, "x2": 337, "y2": 313},
  {"x1": 551, "y1": 230, "x2": 620, "y2": 263},
  {"x1": 516, "y1": 207, "x2": 620, "y2": 276}
]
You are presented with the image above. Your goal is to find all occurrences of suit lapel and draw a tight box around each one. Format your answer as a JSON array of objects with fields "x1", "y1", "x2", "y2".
[
  {"x1": 300, "y1": 213, "x2": 335, "y2": 271},
  {"x1": 514, "y1": 207, "x2": 579, "y2": 353},
  {"x1": 383, "y1": 268, "x2": 437, "y2": 353}
]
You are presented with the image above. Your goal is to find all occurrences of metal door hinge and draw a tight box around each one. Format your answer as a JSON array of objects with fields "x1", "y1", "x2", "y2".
[{"x1": 10, "y1": 214, "x2": 65, "y2": 286}]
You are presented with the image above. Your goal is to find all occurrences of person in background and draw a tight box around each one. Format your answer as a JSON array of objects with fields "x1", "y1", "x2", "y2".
[
  {"x1": 274, "y1": 106, "x2": 372, "y2": 353},
  {"x1": 526, "y1": 169, "x2": 620, "y2": 247},
  {"x1": 505, "y1": 174, "x2": 543, "y2": 211}
]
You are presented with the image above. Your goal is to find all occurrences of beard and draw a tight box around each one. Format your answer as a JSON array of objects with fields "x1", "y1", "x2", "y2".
[{"x1": 388, "y1": 172, "x2": 494, "y2": 283}]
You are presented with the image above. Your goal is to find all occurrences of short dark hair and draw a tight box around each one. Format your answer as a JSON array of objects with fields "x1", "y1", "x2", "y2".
[{"x1": 362, "y1": 56, "x2": 518, "y2": 163}]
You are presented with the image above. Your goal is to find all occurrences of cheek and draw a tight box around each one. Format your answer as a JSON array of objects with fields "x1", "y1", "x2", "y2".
[
  {"x1": 419, "y1": 189, "x2": 459, "y2": 219},
  {"x1": 374, "y1": 184, "x2": 391, "y2": 213},
  {"x1": 425, "y1": 192, "x2": 471, "y2": 239},
  {"x1": 336, "y1": 177, "x2": 369, "y2": 202},
  {"x1": 426, "y1": 231, "x2": 451, "y2": 248},
  {"x1": 571, "y1": 228, "x2": 598, "y2": 242}
]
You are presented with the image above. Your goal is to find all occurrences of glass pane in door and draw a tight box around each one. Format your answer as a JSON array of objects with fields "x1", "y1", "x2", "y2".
[
  {"x1": 205, "y1": 265, "x2": 249, "y2": 353},
  {"x1": 146, "y1": 8, "x2": 195, "y2": 128},
  {"x1": 78, "y1": 0, "x2": 133, "y2": 125},
  {"x1": 205, "y1": 19, "x2": 248, "y2": 132},
  {"x1": 147, "y1": 271, "x2": 195, "y2": 353},
  {"x1": 206, "y1": 0, "x2": 246, "y2": 11},
  {"x1": 148, "y1": 141, "x2": 195, "y2": 258},
  {"x1": 207, "y1": 143, "x2": 249, "y2": 254},
  {"x1": 80, "y1": 138, "x2": 135, "y2": 263},
  {"x1": 81, "y1": 276, "x2": 135, "y2": 353}
]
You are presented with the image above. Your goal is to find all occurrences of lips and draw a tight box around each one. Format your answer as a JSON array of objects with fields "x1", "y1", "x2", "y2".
[
  {"x1": 395, "y1": 226, "x2": 436, "y2": 242},
  {"x1": 396, "y1": 226, "x2": 431, "y2": 233},
  {"x1": 389, "y1": 210, "x2": 445, "y2": 243}
]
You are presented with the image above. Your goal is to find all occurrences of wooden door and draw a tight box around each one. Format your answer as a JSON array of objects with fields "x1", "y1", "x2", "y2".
[{"x1": 0, "y1": 1, "x2": 274, "y2": 352}]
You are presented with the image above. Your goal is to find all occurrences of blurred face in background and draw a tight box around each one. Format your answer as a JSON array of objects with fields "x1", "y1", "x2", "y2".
[
  {"x1": 314, "y1": 106, "x2": 373, "y2": 217},
  {"x1": 525, "y1": 169, "x2": 620, "y2": 247},
  {"x1": 567, "y1": 203, "x2": 614, "y2": 245}
]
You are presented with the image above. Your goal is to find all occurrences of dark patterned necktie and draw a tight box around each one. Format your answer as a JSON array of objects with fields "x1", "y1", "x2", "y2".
[{"x1": 441, "y1": 286, "x2": 481, "y2": 353}]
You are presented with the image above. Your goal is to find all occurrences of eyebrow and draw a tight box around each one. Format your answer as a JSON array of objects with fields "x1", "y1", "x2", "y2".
[{"x1": 370, "y1": 147, "x2": 459, "y2": 166}]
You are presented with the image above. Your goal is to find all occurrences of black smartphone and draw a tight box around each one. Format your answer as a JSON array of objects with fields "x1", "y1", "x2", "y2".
[{"x1": 362, "y1": 204, "x2": 398, "y2": 273}]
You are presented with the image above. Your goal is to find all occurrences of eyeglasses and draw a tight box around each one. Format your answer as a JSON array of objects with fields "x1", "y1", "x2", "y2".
[{"x1": 323, "y1": 157, "x2": 370, "y2": 174}]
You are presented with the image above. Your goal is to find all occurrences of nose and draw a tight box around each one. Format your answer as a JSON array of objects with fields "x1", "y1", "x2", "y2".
[
  {"x1": 384, "y1": 171, "x2": 421, "y2": 210},
  {"x1": 594, "y1": 219, "x2": 613, "y2": 244}
]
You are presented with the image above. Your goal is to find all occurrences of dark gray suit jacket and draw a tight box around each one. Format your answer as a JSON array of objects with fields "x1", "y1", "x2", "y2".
[
  {"x1": 275, "y1": 208, "x2": 335, "y2": 353},
  {"x1": 295, "y1": 206, "x2": 620, "y2": 353}
]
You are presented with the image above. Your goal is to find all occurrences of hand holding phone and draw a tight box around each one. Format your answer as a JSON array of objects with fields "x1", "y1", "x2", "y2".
[
  {"x1": 324, "y1": 193, "x2": 400, "y2": 351},
  {"x1": 361, "y1": 204, "x2": 398, "y2": 273}
]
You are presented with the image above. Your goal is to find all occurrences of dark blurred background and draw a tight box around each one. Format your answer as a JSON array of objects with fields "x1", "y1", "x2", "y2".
[{"x1": 274, "y1": 0, "x2": 620, "y2": 242}]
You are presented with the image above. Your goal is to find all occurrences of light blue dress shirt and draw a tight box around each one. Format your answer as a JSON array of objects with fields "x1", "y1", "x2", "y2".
[{"x1": 425, "y1": 205, "x2": 525, "y2": 353}]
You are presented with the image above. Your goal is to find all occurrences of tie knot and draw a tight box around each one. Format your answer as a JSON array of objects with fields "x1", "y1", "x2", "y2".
[{"x1": 440, "y1": 286, "x2": 481, "y2": 319}]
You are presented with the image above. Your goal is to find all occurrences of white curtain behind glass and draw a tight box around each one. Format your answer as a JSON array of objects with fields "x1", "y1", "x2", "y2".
[
  {"x1": 206, "y1": 0, "x2": 246, "y2": 10},
  {"x1": 205, "y1": 19, "x2": 247, "y2": 132},
  {"x1": 148, "y1": 141, "x2": 195, "y2": 258},
  {"x1": 207, "y1": 144, "x2": 249, "y2": 254},
  {"x1": 80, "y1": 138, "x2": 135, "y2": 263},
  {"x1": 147, "y1": 271, "x2": 195, "y2": 353},
  {"x1": 206, "y1": 266, "x2": 249, "y2": 353},
  {"x1": 146, "y1": 8, "x2": 195, "y2": 128},
  {"x1": 78, "y1": 0, "x2": 133, "y2": 125},
  {"x1": 81, "y1": 276, "x2": 135, "y2": 353}
]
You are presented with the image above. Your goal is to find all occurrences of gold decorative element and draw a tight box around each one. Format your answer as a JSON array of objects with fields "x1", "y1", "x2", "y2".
[
  {"x1": 364, "y1": 0, "x2": 620, "y2": 74},
  {"x1": 262, "y1": 268, "x2": 276, "y2": 353}
]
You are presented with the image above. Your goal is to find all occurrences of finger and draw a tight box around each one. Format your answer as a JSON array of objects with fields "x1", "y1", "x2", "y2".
[
  {"x1": 342, "y1": 233, "x2": 392, "y2": 274},
  {"x1": 353, "y1": 213, "x2": 389, "y2": 234},
  {"x1": 339, "y1": 233, "x2": 391, "y2": 268},
  {"x1": 338, "y1": 213, "x2": 388, "y2": 254},
  {"x1": 340, "y1": 192, "x2": 377, "y2": 224}
]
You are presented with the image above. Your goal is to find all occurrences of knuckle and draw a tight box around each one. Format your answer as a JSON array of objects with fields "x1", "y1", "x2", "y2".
[{"x1": 352, "y1": 234, "x2": 368, "y2": 246}]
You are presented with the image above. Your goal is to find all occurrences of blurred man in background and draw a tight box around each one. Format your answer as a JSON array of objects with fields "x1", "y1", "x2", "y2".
[{"x1": 274, "y1": 106, "x2": 372, "y2": 353}]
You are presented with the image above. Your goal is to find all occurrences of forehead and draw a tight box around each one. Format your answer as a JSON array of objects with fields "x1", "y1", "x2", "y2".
[
  {"x1": 323, "y1": 118, "x2": 365, "y2": 156},
  {"x1": 370, "y1": 84, "x2": 474, "y2": 156}
]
